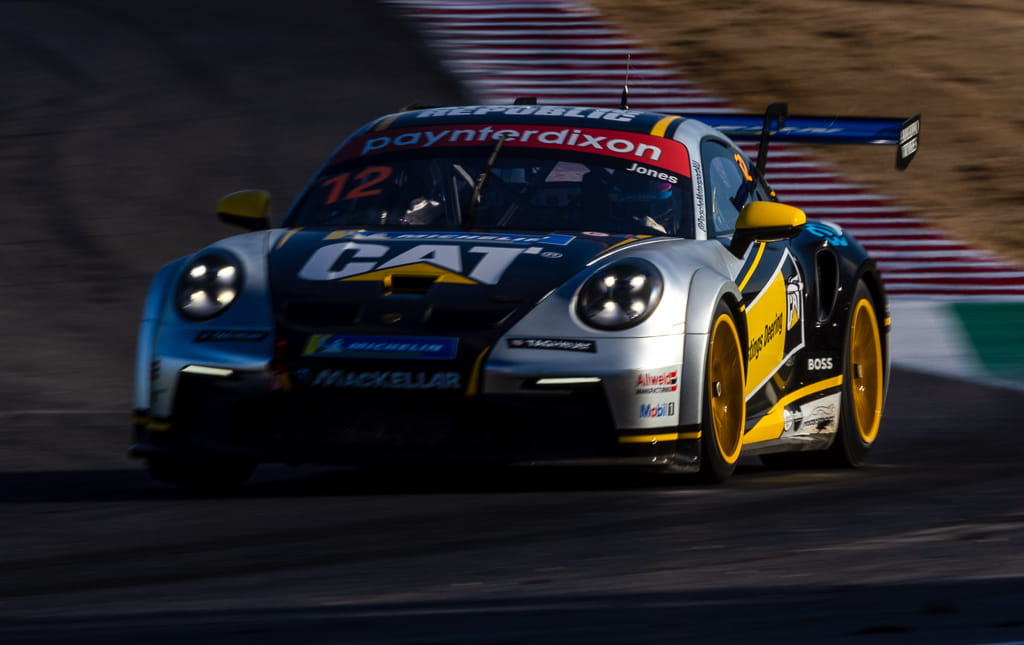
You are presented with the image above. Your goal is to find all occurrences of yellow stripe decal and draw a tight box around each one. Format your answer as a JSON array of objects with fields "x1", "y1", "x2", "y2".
[
  {"x1": 736, "y1": 242, "x2": 766, "y2": 292},
  {"x1": 147, "y1": 420, "x2": 172, "y2": 432},
  {"x1": 595, "y1": 236, "x2": 649, "y2": 259},
  {"x1": 373, "y1": 114, "x2": 401, "y2": 131},
  {"x1": 324, "y1": 228, "x2": 366, "y2": 241},
  {"x1": 465, "y1": 348, "x2": 490, "y2": 397},
  {"x1": 650, "y1": 116, "x2": 680, "y2": 137},
  {"x1": 276, "y1": 227, "x2": 303, "y2": 250},
  {"x1": 618, "y1": 432, "x2": 689, "y2": 444},
  {"x1": 743, "y1": 375, "x2": 843, "y2": 444}
]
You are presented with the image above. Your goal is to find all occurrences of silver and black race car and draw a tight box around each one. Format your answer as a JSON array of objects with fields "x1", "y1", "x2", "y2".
[{"x1": 131, "y1": 101, "x2": 920, "y2": 487}]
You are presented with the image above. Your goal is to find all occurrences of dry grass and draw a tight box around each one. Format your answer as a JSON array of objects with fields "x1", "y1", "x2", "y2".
[{"x1": 592, "y1": 0, "x2": 1024, "y2": 265}]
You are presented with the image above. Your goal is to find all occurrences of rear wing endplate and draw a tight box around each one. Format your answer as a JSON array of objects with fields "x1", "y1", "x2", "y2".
[{"x1": 681, "y1": 103, "x2": 920, "y2": 172}]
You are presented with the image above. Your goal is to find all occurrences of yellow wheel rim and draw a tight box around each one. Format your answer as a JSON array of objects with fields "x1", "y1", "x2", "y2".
[
  {"x1": 849, "y1": 298, "x2": 883, "y2": 444},
  {"x1": 708, "y1": 313, "x2": 746, "y2": 464}
]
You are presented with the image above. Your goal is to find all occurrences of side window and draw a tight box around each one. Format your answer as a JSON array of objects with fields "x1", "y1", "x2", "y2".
[
  {"x1": 754, "y1": 176, "x2": 774, "y2": 202},
  {"x1": 700, "y1": 139, "x2": 754, "y2": 239}
]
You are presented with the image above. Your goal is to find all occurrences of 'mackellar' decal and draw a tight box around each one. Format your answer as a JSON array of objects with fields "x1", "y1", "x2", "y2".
[{"x1": 294, "y1": 368, "x2": 461, "y2": 390}]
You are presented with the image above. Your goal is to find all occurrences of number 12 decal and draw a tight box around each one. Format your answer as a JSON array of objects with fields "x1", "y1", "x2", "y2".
[{"x1": 322, "y1": 166, "x2": 393, "y2": 204}]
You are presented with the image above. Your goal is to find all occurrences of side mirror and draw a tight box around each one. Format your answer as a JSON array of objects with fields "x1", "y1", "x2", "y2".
[
  {"x1": 217, "y1": 190, "x2": 272, "y2": 231},
  {"x1": 729, "y1": 201, "x2": 806, "y2": 256}
]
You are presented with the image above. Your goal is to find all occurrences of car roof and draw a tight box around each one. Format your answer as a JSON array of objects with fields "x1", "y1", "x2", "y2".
[{"x1": 359, "y1": 104, "x2": 705, "y2": 140}]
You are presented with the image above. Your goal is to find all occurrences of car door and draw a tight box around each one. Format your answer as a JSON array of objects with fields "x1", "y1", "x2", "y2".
[{"x1": 700, "y1": 137, "x2": 806, "y2": 420}]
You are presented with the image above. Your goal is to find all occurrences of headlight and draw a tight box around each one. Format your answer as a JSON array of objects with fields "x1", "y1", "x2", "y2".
[
  {"x1": 576, "y1": 259, "x2": 663, "y2": 330},
  {"x1": 176, "y1": 252, "x2": 243, "y2": 320}
]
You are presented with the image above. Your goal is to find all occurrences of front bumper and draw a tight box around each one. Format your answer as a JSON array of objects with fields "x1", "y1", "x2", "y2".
[{"x1": 131, "y1": 369, "x2": 700, "y2": 470}]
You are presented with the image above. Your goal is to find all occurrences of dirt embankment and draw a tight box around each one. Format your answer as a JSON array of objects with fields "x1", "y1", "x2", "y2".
[{"x1": 593, "y1": 0, "x2": 1024, "y2": 265}]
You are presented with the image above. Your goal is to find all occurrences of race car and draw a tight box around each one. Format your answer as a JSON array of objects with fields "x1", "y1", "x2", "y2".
[{"x1": 131, "y1": 101, "x2": 920, "y2": 487}]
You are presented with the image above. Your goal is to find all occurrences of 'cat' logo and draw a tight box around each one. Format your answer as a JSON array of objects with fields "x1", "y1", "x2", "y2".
[{"x1": 298, "y1": 242, "x2": 543, "y2": 284}]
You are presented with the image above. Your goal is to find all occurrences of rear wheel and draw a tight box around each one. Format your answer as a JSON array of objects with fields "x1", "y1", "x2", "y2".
[
  {"x1": 827, "y1": 281, "x2": 884, "y2": 466},
  {"x1": 699, "y1": 301, "x2": 746, "y2": 482},
  {"x1": 760, "y1": 280, "x2": 884, "y2": 469},
  {"x1": 146, "y1": 455, "x2": 255, "y2": 490}
]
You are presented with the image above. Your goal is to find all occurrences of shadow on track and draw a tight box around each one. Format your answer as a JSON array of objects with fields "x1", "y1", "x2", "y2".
[{"x1": 0, "y1": 463, "x2": 751, "y2": 503}]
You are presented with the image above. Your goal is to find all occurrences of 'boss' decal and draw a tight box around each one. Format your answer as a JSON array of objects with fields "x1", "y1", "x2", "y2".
[{"x1": 807, "y1": 356, "x2": 835, "y2": 371}]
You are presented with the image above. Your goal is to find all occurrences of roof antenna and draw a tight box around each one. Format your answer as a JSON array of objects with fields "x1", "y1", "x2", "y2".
[{"x1": 619, "y1": 54, "x2": 631, "y2": 110}]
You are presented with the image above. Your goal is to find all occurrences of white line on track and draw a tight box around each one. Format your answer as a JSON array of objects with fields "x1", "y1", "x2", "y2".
[{"x1": 0, "y1": 410, "x2": 120, "y2": 418}]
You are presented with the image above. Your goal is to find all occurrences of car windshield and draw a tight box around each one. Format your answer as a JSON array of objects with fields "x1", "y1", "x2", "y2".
[{"x1": 288, "y1": 147, "x2": 695, "y2": 238}]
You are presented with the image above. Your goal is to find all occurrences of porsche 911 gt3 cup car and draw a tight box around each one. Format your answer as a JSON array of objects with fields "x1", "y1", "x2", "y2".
[{"x1": 131, "y1": 101, "x2": 920, "y2": 487}]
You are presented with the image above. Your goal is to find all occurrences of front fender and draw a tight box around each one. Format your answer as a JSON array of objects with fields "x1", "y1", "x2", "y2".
[
  {"x1": 678, "y1": 269, "x2": 743, "y2": 428},
  {"x1": 133, "y1": 258, "x2": 188, "y2": 412},
  {"x1": 138, "y1": 230, "x2": 285, "y2": 417}
]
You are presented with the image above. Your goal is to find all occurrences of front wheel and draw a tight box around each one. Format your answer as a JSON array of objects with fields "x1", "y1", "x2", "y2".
[
  {"x1": 698, "y1": 301, "x2": 746, "y2": 482},
  {"x1": 146, "y1": 455, "x2": 256, "y2": 490}
]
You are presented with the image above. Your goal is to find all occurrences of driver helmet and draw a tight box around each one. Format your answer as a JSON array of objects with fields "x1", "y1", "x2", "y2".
[{"x1": 608, "y1": 170, "x2": 674, "y2": 234}]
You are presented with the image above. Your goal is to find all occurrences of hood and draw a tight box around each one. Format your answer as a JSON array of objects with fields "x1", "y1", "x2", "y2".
[
  {"x1": 267, "y1": 229, "x2": 648, "y2": 383},
  {"x1": 269, "y1": 228, "x2": 648, "y2": 326}
]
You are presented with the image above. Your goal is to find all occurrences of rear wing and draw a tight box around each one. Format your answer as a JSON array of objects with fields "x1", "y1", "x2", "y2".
[{"x1": 681, "y1": 103, "x2": 920, "y2": 173}]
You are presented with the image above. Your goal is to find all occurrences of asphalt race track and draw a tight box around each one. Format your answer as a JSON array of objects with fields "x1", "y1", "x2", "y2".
[{"x1": 2, "y1": 2, "x2": 1023, "y2": 643}]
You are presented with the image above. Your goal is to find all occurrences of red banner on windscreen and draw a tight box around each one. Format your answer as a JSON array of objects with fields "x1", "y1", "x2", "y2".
[{"x1": 332, "y1": 124, "x2": 690, "y2": 176}]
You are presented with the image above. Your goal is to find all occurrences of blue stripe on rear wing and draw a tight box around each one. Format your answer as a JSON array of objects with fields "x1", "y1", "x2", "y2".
[{"x1": 682, "y1": 112, "x2": 921, "y2": 170}]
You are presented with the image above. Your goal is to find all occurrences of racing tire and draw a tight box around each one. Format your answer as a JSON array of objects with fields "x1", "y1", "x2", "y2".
[
  {"x1": 698, "y1": 301, "x2": 746, "y2": 482},
  {"x1": 146, "y1": 455, "x2": 256, "y2": 490},
  {"x1": 826, "y1": 280, "x2": 884, "y2": 466},
  {"x1": 760, "y1": 280, "x2": 884, "y2": 469}
]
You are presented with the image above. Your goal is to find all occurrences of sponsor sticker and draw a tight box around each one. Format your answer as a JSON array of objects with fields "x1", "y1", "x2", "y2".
[
  {"x1": 806, "y1": 353, "x2": 838, "y2": 373},
  {"x1": 691, "y1": 158, "x2": 706, "y2": 233},
  {"x1": 298, "y1": 369, "x2": 462, "y2": 390},
  {"x1": 781, "y1": 392, "x2": 841, "y2": 439},
  {"x1": 742, "y1": 252, "x2": 805, "y2": 396},
  {"x1": 193, "y1": 329, "x2": 269, "y2": 343},
  {"x1": 507, "y1": 338, "x2": 596, "y2": 353},
  {"x1": 303, "y1": 335, "x2": 458, "y2": 360},
  {"x1": 413, "y1": 105, "x2": 640, "y2": 122},
  {"x1": 635, "y1": 370, "x2": 678, "y2": 394},
  {"x1": 358, "y1": 231, "x2": 575, "y2": 246},
  {"x1": 298, "y1": 241, "x2": 546, "y2": 284},
  {"x1": 747, "y1": 310, "x2": 785, "y2": 363},
  {"x1": 622, "y1": 161, "x2": 679, "y2": 184},
  {"x1": 802, "y1": 402, "x2": 837, "y2": 432},
  {"x1": 640, "y1": 401, "x2": 676, "y2": 418},
  {"x1": 799, "y1": 393, "x2": 840, "y2": 435},
  {"x1": 332, "y1": 124, "x2": 690, "y2": 173}
]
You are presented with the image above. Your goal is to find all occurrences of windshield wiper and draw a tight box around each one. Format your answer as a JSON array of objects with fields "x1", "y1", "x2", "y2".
[{"x1": 464, "y1": 134, "x2": 506, "y2": 229}]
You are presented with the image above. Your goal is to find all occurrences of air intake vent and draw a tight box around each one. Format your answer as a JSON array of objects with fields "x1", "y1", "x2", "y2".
[
  {"x1": 426, "y1": 305, "x2": 518, "y2": 330},
  {"x1": 388, "y1": 274, "x2": 438, "y2": 295},
  {"x1": 283, "y1": 301, "x2": 361, "y2": 327}
]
